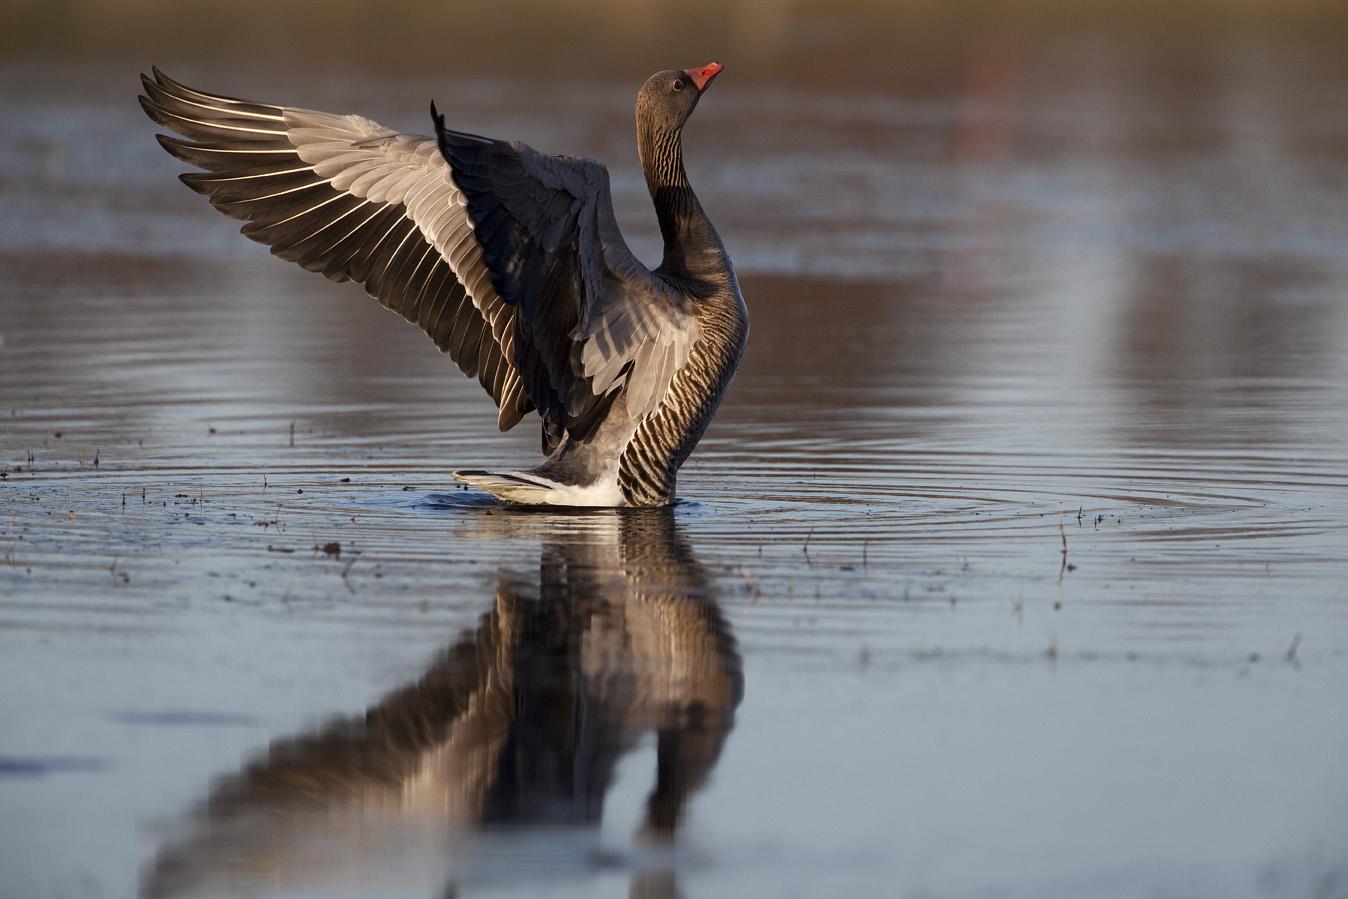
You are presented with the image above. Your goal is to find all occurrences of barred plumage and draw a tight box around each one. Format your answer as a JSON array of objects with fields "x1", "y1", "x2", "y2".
[{"x1": 619, "y1": 299, "x2": 748, "y2": 506}]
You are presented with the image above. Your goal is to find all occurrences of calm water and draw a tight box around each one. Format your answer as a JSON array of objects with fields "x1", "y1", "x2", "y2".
[{"x1": 2, "y1": 4, "x2": 1347, "y2": 897}]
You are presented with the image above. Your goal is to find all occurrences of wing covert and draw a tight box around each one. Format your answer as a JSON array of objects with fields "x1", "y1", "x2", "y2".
[{"x1": 435, "y1": 118, "x2": 699, "y2": 435}]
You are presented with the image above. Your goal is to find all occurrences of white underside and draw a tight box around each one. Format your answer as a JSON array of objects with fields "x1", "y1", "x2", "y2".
[{"x1": 452, "y1": 469, "x2": 628, "y2": 508}]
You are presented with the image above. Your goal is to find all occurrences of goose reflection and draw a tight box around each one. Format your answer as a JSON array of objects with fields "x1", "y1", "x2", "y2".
[{"x1": 145, "y1": 509, "x2": 741, "y2": 898}]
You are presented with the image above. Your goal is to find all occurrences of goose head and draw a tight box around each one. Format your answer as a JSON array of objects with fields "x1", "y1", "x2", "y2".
[{"x1": 637, "y1": 61, "x2": 723, "y2": 133}]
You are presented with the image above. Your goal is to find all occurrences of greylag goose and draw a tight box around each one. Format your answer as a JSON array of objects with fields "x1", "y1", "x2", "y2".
[{"x1": 139, "y1": 63, "x2": 747, "y2": 507}]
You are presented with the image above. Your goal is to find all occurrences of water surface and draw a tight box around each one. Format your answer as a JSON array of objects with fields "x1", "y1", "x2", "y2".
[{"x1": 2, "y1": 4, "x2": 1347, "y2": 897}]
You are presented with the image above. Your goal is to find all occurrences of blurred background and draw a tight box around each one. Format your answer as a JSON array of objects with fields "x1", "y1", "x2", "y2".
[
  {"x1": 4, "y1": 0, "x2": 1348, "y2": 435},
  {"x1": 2, "y1": 2, "x2": 1347, "y2": 898}
]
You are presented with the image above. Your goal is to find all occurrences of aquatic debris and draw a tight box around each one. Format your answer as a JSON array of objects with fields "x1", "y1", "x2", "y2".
[
  {"x1": 738, "y1": 566, "x2": 761, "y2": 598},
  {"x1": 340, "y1": 553, "x2": 360, "y2": 593},
  {"x1": 1059, "y1": 515, "x2": 1069, "y2": 573},
  {"x1": 1058, "y1": 510, "x2": 1077, "y2": 576},
  {"x1": 257, "y1": 504, "x2": 284, "y2": 531},
  {"x1": 319, "y1": 541, "x2": 341, "y2": 558}
]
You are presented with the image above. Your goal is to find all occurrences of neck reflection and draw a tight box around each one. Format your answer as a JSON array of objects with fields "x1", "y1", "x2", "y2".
[{"x1": 146, "y1": 509, "x2": 742, "y2": 898}]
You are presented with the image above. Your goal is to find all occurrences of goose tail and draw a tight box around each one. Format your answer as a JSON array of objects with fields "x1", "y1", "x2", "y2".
[
  {"x1": 452, "y1": 469, "x2": 557, "y2": 505},
  {"x1": 452, "y1": 469, "x2": 625, "y2": 508}
]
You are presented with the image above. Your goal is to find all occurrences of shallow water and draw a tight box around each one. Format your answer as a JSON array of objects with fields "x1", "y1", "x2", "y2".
[{"x1": 3, "y1": 4, "x2": 1348, "y2": 897}]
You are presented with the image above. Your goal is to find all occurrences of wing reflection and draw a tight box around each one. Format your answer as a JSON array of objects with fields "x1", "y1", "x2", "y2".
[{"x1": 145, "y1": 510, "x2": 741, "y2": 898}]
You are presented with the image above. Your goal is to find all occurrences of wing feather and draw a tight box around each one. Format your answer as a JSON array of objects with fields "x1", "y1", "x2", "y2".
[
  {"x1": 145, "y1": 68, "x2": 696, "y2": 444},
  {"x1": 141, "y1": 69, "x2": 531, "y2": 428},
  {"x1": 434, "y1": 119, "x2": 699, "y2": 435}
]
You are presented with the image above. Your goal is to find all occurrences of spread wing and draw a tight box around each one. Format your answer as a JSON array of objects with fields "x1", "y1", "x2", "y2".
[
  {"x1": 140, "y1": 68, "x2": 697, "y2": 447},
  {"x1": 139, "y1": 68, "x2": 531, "y2": 430}
]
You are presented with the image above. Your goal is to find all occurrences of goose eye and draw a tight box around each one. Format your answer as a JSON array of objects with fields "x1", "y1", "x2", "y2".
[{"x1": 672, "y1": 80, "x2": 685, "y2": 92}]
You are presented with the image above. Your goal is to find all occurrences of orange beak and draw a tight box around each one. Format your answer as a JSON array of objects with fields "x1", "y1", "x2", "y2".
[{"x1": 683, "y1": 61, "x2": 723, "y2": 93}]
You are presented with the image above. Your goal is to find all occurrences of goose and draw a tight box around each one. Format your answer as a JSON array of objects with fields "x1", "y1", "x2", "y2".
[{"x1": 139, "y1": 63, "x2": 748, "y2": 507}]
